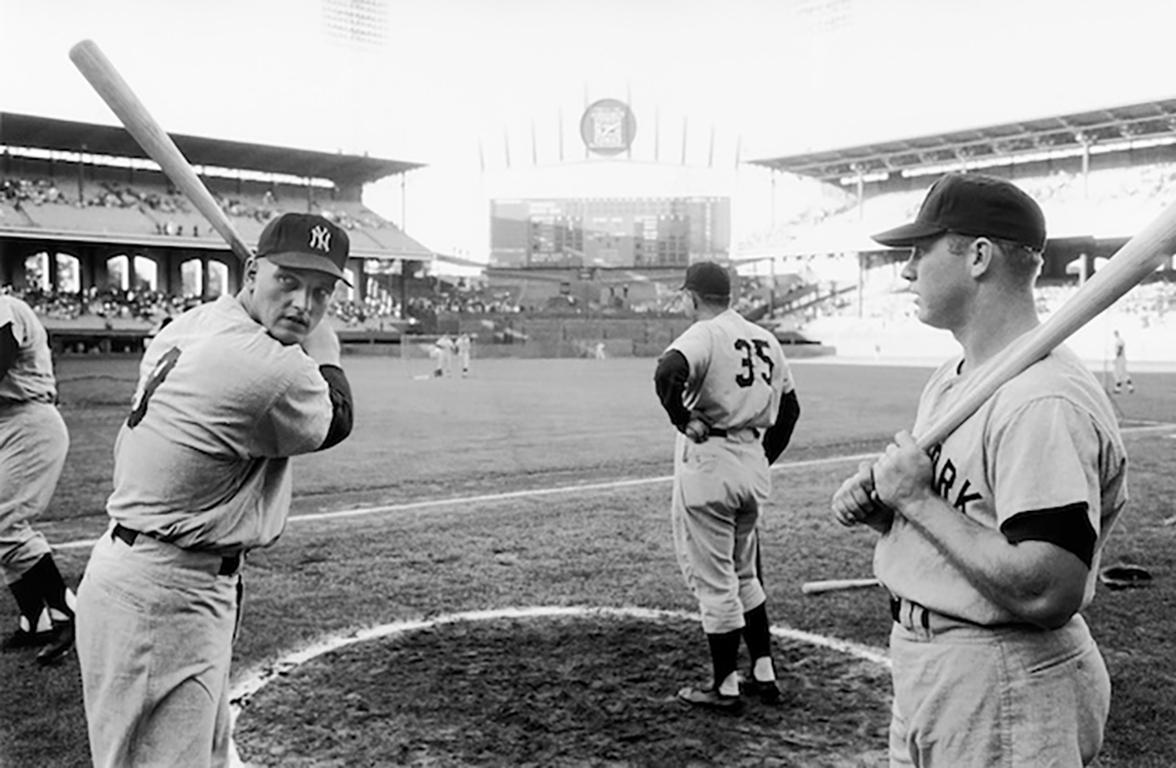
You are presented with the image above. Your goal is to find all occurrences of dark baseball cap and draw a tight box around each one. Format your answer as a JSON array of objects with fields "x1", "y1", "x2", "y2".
[
  {"x1": 872, "y1": 173, "x2": 1047, "y2": 251},
  {"x1": 682, "y1": 261, "x2": 731, "y2": 299},
  {"x1": 256, "y1": 213, "x2": 351, "y2": 284}
]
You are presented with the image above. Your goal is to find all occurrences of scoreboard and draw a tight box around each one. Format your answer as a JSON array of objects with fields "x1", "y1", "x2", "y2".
[{"x1": 490, "y1": 197, "x2": 730, "y2": 269}]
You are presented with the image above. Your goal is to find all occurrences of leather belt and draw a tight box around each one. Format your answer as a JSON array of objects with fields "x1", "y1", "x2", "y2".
[
  {"x1": 709, "y1": 427, "x2": 760, "y2": 438},
  {"x1": 112, "y1": 523, "x2": 241, "y2": 576}
]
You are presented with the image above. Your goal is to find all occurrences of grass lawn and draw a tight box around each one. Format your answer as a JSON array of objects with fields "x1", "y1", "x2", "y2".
[{"x1": 2, "y1": 353, "x2": 1173, "y2": 766}]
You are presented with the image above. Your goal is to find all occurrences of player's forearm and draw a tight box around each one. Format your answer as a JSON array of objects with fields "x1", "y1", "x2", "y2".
[
  {"x1": 0, "y1": 322, "x2": 17, "y2": 382},
  {"x1": 317, "y1": 364, "x2": 353, "y2": 450},
  {"x1": 762, "y1": 390, "x2": 799, "y2": 464},
  {"x1": 653, "y1": 350, "x2": 692, "y2": 427},
  {"x1": 897, "y1": 496, "x2": 1087, "y2": 628}
]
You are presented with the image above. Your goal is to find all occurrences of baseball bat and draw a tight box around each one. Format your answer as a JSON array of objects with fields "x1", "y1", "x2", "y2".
[
  {"x1": 68, "y1": 39, "x2": 253, "y2": 263},
  {"x1": 801, "y1": 578, "x2": 881, "y2": 595},
  {"x1": 915, "y1": 199, "x2": 1176, "y2": 450}
]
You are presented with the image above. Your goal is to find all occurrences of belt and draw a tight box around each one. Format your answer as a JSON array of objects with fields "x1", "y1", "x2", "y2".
[
  {"x1": 112, "y1": 523, "x2": 242, "y2": 577},
  {"x1": 709, "y1": 427, "x2": 760, "y2": 438},
  {"x1": 889, "y1": 596, "x2": 1032, "y2": 633}
]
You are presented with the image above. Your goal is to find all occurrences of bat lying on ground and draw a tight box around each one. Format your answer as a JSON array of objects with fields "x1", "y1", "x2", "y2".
[
  {"x1": 801, "y1": 578, "x2": 881, "y2": 595},
  {"x1": 68, "y1": 39, "x2": 253, "y2": 263}
]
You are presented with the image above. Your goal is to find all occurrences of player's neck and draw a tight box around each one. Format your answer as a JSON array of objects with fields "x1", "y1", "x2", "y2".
[{"x1": 954, "y1": 290, "x2": 1039, "y2": 372}]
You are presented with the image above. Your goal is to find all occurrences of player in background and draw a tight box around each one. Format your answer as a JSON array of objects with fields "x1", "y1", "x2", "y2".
[
  {"x1": 75, "y1": 213, "x2": 355, "y2": 766},
  {"x1": 456, "y1": 332, "x2": 472, "y2": 377},
  {"x1": 0, "y1": 293, "x2": 74, "y2": 667},
  {"x1": 832, "y1": 174, "x2": 1126, "y2": 766},
  {"x1": 654, "y1": 261, "x2": 800, "y2": 711},
  {"x1": 1112, "y1": 329, "x2": 1134, "y2": 393},
  {"x1": 432, "y1": 334, "x2": 455, "y2": 378}
]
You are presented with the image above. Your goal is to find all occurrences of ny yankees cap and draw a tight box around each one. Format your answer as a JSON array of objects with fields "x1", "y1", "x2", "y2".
[
  {"x1": 256, "y1": 213, "x2": 351, "y2": 284},
  {"x1": 682, "y1": 261, "x2": 731, "y2": 299},
  {"x1": 871, "y1": 173, "x2": 1047, "y2": 251}
]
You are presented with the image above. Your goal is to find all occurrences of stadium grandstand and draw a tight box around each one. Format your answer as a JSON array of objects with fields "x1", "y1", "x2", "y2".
[
  {"x1": 741, "y1": 96, "x2": 1176, "y2": 364},
  {"x1": 0, "y1": 111, "x2": 438, "y2": 351}
]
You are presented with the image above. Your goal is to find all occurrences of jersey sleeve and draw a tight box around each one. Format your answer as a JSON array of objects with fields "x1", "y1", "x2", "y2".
[
  {"x1": 250, "y1": 362, "x2": 334, "y2": 457},
  {"x1": 666, "y1": 322, "x2": 713, "y2": 383},
  {"x1": 990, "y1": 397, "x2": 1101, "y2": 563}
]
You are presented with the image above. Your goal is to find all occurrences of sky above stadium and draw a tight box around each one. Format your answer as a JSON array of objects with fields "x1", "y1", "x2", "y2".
[{"x1": 3, "y1": 0, "x2": 1176, "y2": 264}]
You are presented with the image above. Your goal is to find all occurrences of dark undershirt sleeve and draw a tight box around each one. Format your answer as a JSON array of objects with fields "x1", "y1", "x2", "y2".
[
  {"x1": 0, "y1": 322, "x2": 17, "y2": 382},
  {"x1": 653, "y1": 350, "x2": 692, "y2": 429},
  {"x1": 316, "y1": 364, "x2": 354, "y2": 451},
  {"x1": 762, "y1": 390, "x2": 800, "y2": 465},
  {"x1": 999, "y1": 502, "x2": 1097, "y2": 568}
]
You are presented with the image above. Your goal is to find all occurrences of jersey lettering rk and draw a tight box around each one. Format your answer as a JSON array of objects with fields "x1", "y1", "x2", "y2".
[{"x1": 0, "y1": 296, "x2": 57, "y2": 404}]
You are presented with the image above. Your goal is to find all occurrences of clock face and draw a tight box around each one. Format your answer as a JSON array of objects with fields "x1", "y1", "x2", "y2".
[{"x1": 581, "y1": 99, "x2": 636, "y2": 156}]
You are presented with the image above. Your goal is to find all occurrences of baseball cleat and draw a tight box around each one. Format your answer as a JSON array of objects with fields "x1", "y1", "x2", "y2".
[
  {"x1": 676, "y1": 685, "x2": 743, "y2": 712},
  {"x1": 1, "y1": 628, "x2": 54, "y2": 652},
  {"x1": 34, "y1": 620, "x2": 75, "y2": 667}
]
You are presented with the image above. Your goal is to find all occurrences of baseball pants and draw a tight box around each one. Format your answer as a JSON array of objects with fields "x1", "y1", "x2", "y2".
[
  {"x1": 0, "y1": 402, "x2": 69, "y2": 583},
  {"x1": 671, "y1": 431, "x2": 770, "y2": 634},
  {"x1": 888, "y1": 604, "x2": 1109, "y2": 767},
  {"x1": 76, "y1": 525, "x2": 243, "y2": 768}
]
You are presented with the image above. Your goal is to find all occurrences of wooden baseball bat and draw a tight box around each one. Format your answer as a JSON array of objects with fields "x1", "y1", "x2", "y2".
[
  {"x1": 916, "y1": 198, "x2": 1176, "y2": 450},
  {"x1": 68, "y1": 39, "x2": 253, "y2": 263},
  {"x1": 801, "y1": 578, "x2": 881, "y2": 595}
]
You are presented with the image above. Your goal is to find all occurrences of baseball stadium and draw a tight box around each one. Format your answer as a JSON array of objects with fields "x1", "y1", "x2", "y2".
[{"x1": 4, "y1": 10, "x2": 1176, "y2": 768}]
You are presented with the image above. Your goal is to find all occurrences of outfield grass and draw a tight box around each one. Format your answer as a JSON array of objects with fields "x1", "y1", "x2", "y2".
[{"x1": 3, "y1": 354, "x2": 1174, "y2": 766}]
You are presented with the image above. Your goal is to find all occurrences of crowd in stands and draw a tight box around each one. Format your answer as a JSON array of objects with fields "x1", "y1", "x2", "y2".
[
  {"x1": 2, "y1": 173, "x2": 401, "y2": 239},
  {"x1": 2, "y1": 284, "x2": 199, "y2": 326}
]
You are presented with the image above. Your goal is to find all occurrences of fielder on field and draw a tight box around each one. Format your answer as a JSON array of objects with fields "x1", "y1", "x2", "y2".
[
  {"x1": 654, "y1": 261, "x2": 801, "y2": 711},
  {"x1": 0, "y1": 293, "x2": 75, "y2": 667},
  {"x1": 831, "y1": 173, "x2": 1128, "y2": 767},
  {"x1": 75, "y1": 213, "x2": 355, "y2": 767}
]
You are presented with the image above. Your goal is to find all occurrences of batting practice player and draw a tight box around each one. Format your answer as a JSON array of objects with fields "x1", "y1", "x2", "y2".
[
  {"x1": 0, "y1": 293, "x2": 75, "y2": 667},
  {"x1": 832, "y1": 173, "x2": 1127, "y2": 766},
  {"x1": 654, "y1": 261, "x2": 800, "y2": 711},
  {"x1": 75, "y1": 213, "x2": 355, "y2": 767}
]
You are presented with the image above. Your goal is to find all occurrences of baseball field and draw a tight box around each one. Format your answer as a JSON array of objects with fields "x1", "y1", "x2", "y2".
[{"x1": 2, "y1": 352, "x2": 1173, "y2": 767}]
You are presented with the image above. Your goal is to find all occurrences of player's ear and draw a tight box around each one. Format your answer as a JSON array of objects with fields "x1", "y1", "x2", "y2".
[
  {"x1": 244, "y1": 257, "x2": 260, "y2": 286},
  {"x1": 969, "y1": 237, "x2": 994, "y2": 278}
]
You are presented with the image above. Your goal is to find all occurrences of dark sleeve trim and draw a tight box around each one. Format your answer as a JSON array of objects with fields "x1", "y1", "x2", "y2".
[
  {"x1": 654, "y1": 350, "x2": 692, "y2": 429},
  {"x1": 999, "y1": 502, "x2": 1096, "y2": 568},
  {"x1": 317, "y1": 364, "x2": 353, "y2": 451},
  {"x1": 762, "y1": 389, "x2": 800, "y2": 465},
  {"x1": 0, "y1": 322, "x2": 17, "y2": 382}
]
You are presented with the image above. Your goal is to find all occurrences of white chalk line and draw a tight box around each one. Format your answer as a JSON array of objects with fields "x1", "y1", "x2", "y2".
[
  {"x1": 229, "y1": 604, "x2": 891, "y2": 713},
  {"x1": 52, "y1": 418, "x2": 1176, "y2": 552},
  {"x1": 225, "y1": 605, "x2": 891, "y2": 766},
  {"x1": 51, "y1": 450, "x2": 879, "y2": 551}
]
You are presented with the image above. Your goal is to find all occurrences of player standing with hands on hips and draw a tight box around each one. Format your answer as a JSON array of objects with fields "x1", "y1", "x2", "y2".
[
  {"x1": 0, "y1": 292, "x2": 75, "y2": 667},
  {"x1": 75, "y1": 213, "x2": 355, "y2": 767},
  {"x1": 654, "y1": 262, "x2": 800, "y2": 711},
  {"x1": 831, "y1": 174, "x2": 1127, "y2": 766}
]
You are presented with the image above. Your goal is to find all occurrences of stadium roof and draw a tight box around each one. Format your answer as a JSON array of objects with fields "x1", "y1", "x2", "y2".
[
  {"x1": 0, "y1": 112, "x2": 424, "y2": 186},
  {"x1": 749, "y1": 97, "x2": 1176, "y2": 183}
]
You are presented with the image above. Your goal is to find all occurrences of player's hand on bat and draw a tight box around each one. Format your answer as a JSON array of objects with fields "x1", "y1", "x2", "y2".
[
  {"x1": 831, "y1": 459, "x2": 893, "y2": 531},
  {"x1": 301, "y1": 318, "x2": 342, "y2": 367},
  {"x1": 871, "y1": 430, "x2": 935, "y2": 517}
]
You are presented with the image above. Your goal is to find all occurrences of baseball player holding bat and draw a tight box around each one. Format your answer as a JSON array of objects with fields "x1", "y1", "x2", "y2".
[
  {"x1": 655, "y1": 261, "x2": 800, "y2": 711},
  {"x1": 75, "y1": 213, "x2": 355, "y2": 766},
  {"x1": 0, "y1": 293, "x2": 75, "y2": 667},
  {"x1": 831, "y1": 174, "x2": 1127, "y2": 766}
]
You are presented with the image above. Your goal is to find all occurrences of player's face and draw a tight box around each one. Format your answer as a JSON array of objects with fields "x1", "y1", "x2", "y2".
[
  {"x1": 245, "y1": 258, "x2": 338, "y2": 345},
  {"x1": 900, "y1": 234, "x2": 973, "y2": 330}
]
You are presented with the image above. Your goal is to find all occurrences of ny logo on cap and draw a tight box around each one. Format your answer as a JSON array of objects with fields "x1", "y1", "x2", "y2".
[{"x1": 309, "y1": 225, "x2": 331, "y2": 252}]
